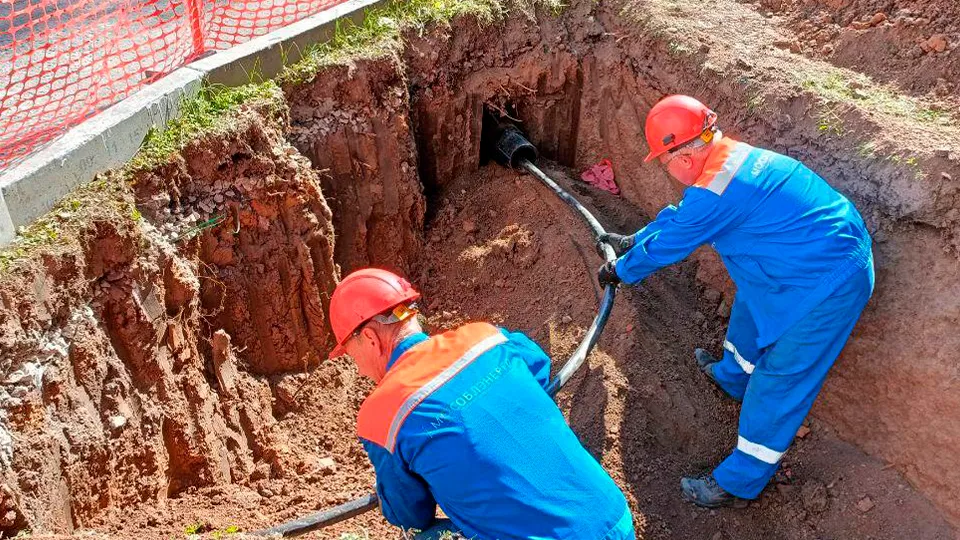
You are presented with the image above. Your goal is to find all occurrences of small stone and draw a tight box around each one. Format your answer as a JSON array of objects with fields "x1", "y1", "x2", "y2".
[
  {"x1": 711, "y1": 532, "x2": 723, "y2": 540},
  {"x1": 561, "y1": 315, "x2": 573, "y2": 324},
  {"x1": 108, "y1": 415, "x2": 127, "y2": 430},
  {"x1": 820, "y1": 43, "x2": 834, "y2": 55},
  {"x1": 717, "y1": 300, "x2": 731, "y2": 318},
  {"x1": 251, "y1": 462, "x2": 271, "y2": 481},
  {"x1": 1, "y1": 511, "x2": 17, "y2": 527},
  {"x1": 625, "y1": 323, "x2": 634, "y2": 332},
  {"x1": 462, "y1": 220, "x2": 479, "y2": 234},
  {"x1": 441, "y1": 311, "x2": 453, "y2": 320},
  {"x1": 856, "y1": 496, "x2": 875, "y2": 512},
  {"x1": 214, "y1": 194, "x2": 225, "y2": 204},
  {"x1": 925, "y1": 34, "x2": 948, "y2": 53},
  {"x1": 942, "y1": 172, "x2": 953, "y2": 181},
  {"x1": 868, "y1": 12, "x2": 887, "y2": 26},
  {"x1": 317, "y1": 457, "x2": 337, "y2": 476},
  {"x1": 796, "y1": 425, "x2": 812, "y2": 439},
  {"x1": 703, "y1": 289, "x2": 722, "y2": 304},
  {"x1": 258, "y1": 486, "x2": 275, "y2": 498}
]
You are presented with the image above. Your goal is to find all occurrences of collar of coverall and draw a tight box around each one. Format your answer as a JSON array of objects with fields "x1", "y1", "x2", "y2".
[
  {"x1": 692, "y1": 132, "x2": 738, "y2": 187},
  {"x1": 386, "y1": 332, "x2": 430, "y2": 372}
]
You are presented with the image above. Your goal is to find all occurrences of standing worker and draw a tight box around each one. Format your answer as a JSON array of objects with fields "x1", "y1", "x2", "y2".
[
  {"x1": 328, "y1": 268, "x2": 635, "y2": 539},
  {"x1": 597, "y1": 95, "x2": 874, "y2": 508}
]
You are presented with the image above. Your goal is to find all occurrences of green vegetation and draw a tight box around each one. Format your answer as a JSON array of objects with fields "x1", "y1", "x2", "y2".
[
  {"x1": 211, "y1": 524, "x2": 241, "y2": 538},
  {"x1": 280, "y1": 0, "x2": 512, "y2": 83},
  {"x1": 815, "y1": 106, "x2": 845, "y2": 137},
  {"x1": 129, "y1": 82, "x2": 283, "y2": 173},
  {"x1": 0, "y1": 176, "x2": 135, "y2": 274},
  {"x1": 799, "y1": 70, "x2": 947, "y2": 127},
  {"x1": 184, "y1": 522, "x2": 206, "y2": 535}
]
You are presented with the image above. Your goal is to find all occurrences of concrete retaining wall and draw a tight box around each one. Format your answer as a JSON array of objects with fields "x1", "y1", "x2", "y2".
[{"x1": 0, "y1": 0, "x2": 384, "y2": 246}]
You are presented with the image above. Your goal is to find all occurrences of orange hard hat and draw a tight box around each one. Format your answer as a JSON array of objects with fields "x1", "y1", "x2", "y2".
[
  {"x1": 643, "y1": 95, "x2": 718, "y2": 162},
  {"x1": 327, "y1": 268, "x2": 421, "y2": 358}
]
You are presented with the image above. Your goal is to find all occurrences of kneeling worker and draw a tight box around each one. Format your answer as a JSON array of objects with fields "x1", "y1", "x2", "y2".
[
  {"x1": 597, "y1": 95, "x2": 874, "y2": 508},
  {"x1": 328, "y1": 268, "x2": 634, "y2": 539}
]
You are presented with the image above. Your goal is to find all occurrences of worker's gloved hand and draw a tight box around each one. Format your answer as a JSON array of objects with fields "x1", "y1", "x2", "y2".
[
  {"x1": 597, "y1": 261, "x2": 621, "y2": 289},
  {"x1": 597, "y1": 232, "x2": 635, "y2": 257}
]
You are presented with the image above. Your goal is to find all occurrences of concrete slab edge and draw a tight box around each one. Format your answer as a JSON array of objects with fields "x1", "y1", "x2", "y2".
[
  {"x1": 0, "y1": 0, "x2": 387, "y2": 247},
  {"x1": 189, "y1": 0, "x2": 389, "y2": 87}
]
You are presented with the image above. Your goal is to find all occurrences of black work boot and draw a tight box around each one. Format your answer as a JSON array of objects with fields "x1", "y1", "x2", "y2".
[
  {"x1": 680, "y1": 475, "x2": 747, "y2": 508},
  {"x1": 694, "y1": 348, "x2": 741, "y2": 403}
]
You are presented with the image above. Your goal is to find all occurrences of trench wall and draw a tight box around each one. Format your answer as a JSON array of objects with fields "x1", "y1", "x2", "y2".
[{"x1": 0, "y1": 101, "x2": 344, "y2": 533}]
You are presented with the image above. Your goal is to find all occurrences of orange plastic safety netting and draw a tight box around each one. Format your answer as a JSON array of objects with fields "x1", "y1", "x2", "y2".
[{"x1": 0, "y1": 0, "x2": 349, "y2": 172}]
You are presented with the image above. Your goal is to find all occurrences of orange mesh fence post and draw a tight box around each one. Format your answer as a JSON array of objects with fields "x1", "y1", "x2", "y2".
[{"x1": 186, "y1": 0, "x2": 206, "y2": 58}]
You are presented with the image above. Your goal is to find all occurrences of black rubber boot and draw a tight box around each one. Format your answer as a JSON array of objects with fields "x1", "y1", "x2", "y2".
[
  {"x1": 680, "y1": 475, "x2": 747, "y2": 508},
  {"x1": 694, "y1": 348, "x2": 742, "y2": 403}
]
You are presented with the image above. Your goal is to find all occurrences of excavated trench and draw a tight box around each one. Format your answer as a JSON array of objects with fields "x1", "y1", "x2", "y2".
[{"x1": 1, "y1": 1, "x2": 959, "y2": 538}]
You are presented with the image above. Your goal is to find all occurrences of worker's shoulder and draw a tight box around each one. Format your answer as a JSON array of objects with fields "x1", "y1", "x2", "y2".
[{"x1": 357, "y1": 322, "x2": 507, "y2": 451}]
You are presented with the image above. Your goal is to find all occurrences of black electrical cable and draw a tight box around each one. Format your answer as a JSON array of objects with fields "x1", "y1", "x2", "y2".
[{"x1": 254, "y1": 147, "x2": 618, "y2": 539}]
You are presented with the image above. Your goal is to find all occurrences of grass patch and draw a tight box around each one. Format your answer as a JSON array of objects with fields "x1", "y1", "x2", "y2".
[
  {"x1": 280, "y1": 0, "x2": 558, "y2": 84},
  {"x1": 128, "y1": 81, "x2": 283, "y2": 173},
  {"x1": 799, "y1": 70, "x2": 948, "y2": 126},
  {"x1": 0, "y1": 175, "x2": 137, "y2": 275}
]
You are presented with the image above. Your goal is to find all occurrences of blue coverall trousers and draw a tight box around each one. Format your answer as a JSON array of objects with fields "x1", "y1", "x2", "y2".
[{"x1": 709, "y1": 263, "x2": 875, "y2": 498}]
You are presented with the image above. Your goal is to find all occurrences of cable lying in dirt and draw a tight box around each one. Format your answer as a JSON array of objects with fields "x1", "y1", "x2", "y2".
[{"x1": 254, "y1": 126, "x2": 618, "y2": 538}]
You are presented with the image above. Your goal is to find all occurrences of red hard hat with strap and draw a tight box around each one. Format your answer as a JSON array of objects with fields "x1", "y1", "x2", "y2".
[
  {"x1": 643, "y1": 95, "x2": 718, "y2": 162},
  {"x1": 327, "y1": 268, "x2": 421, "y2": 358}
]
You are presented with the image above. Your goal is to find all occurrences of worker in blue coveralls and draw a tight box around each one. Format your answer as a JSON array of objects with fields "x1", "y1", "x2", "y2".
[
  {"x1": 596, "y1": 95, "x2": 875, "y2": 508},
  {"x1": 326, "y1": 268, "x2": 635, "y2": 539}
]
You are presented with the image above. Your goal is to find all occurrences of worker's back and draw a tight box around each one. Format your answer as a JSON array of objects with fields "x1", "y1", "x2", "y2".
[
  {"x1": 688, "y1": 137, "x2": 873, "y2": 347},
  {"x1": 357, "y1": 322, "x2": 633, "y2": 540}
]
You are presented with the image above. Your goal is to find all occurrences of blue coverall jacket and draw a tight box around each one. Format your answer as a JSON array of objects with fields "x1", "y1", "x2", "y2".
[
  {"x1": 615, "y1": 136, "x2": 874, "y2": 497},
  {"x1": 357, "y1": 322, "x2": 635, "y2": 539}
]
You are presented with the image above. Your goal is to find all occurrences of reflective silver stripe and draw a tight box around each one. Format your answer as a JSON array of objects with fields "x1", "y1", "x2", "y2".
[
  {"x1": 706, "y1": 143, "x2": 752, "y2": 195},
  {"x1": 723, "y1": 340, "x2": 755, "y2": 374},
  {"x1": 384, "y1": 332, "x2": 508, "y2": 452},
  {"x1": 737, "y1": 435, "x2": 785, "y2": 464}
]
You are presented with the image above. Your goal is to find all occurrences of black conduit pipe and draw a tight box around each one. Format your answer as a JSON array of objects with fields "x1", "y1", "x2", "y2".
[{"x1": 254, "y1": 123, "x2": 618, "y2": 538}]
